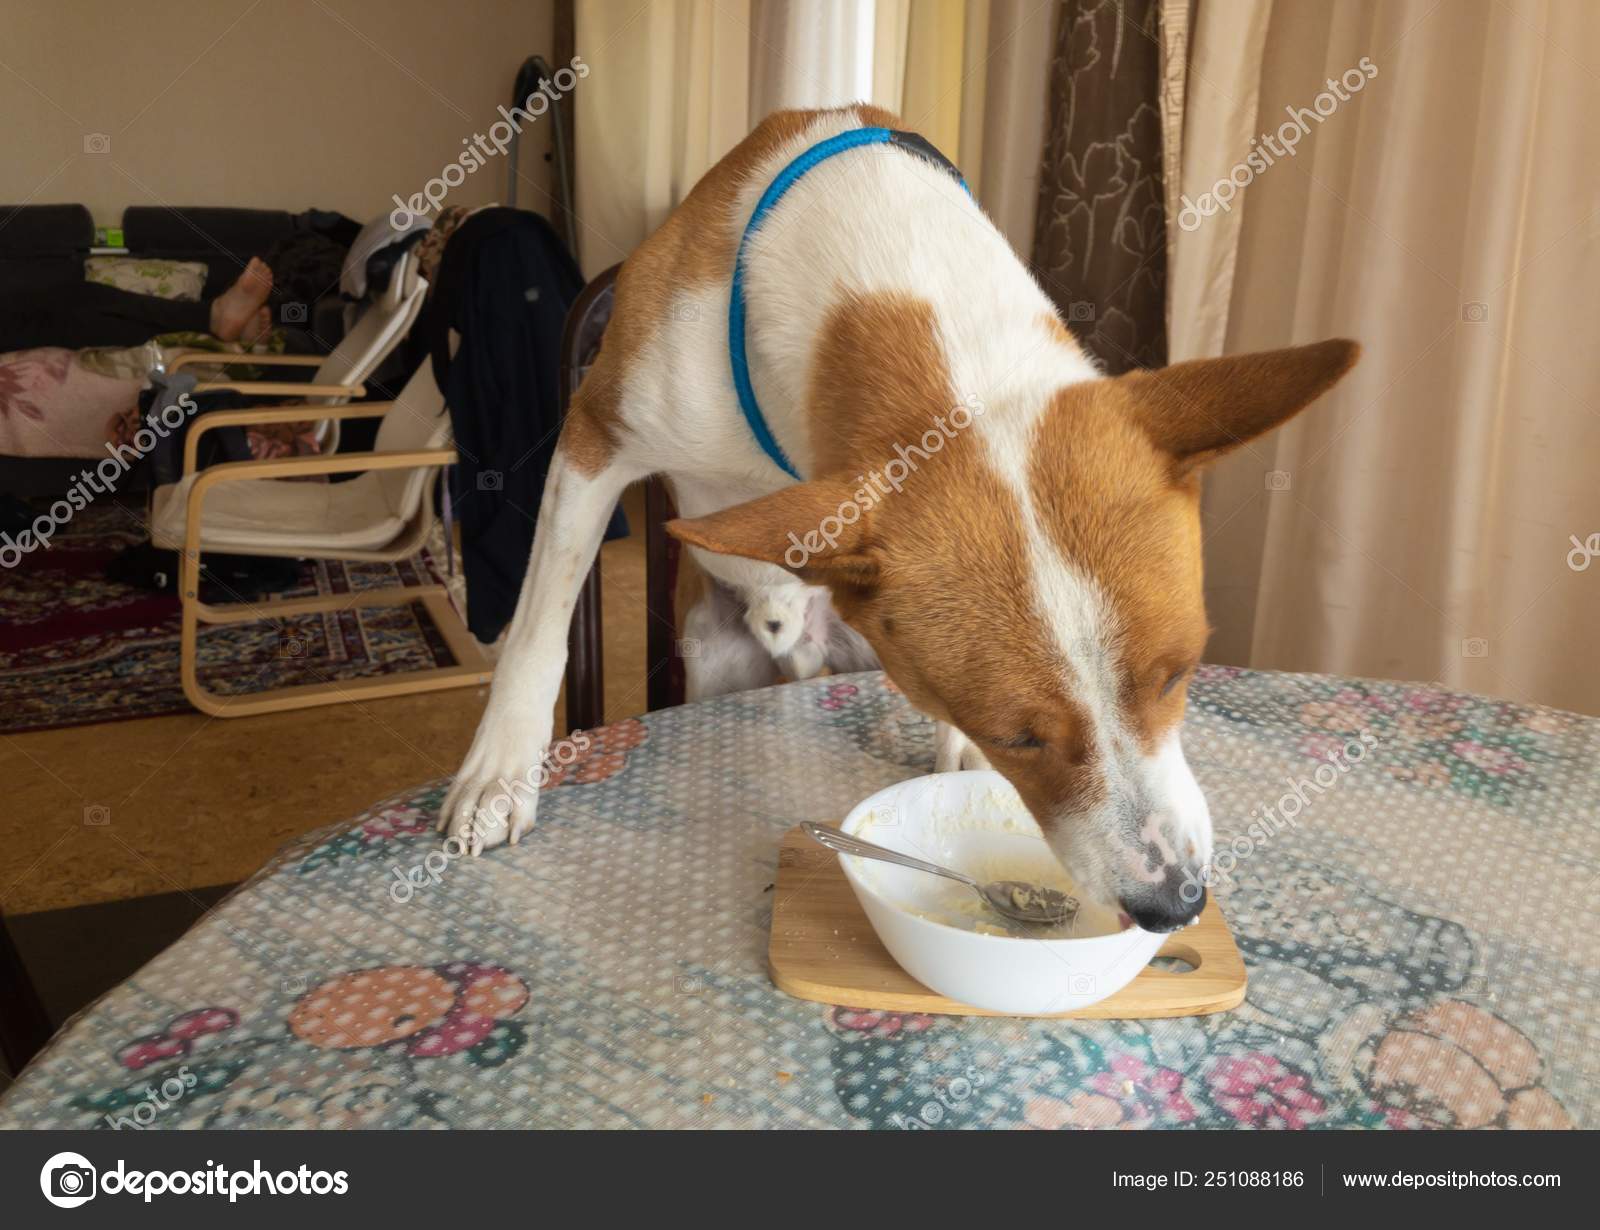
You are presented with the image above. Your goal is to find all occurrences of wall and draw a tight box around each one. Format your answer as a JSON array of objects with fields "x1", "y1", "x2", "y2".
[{"x1": 0, "y1": 0, "x2": 556, "y2": 229}]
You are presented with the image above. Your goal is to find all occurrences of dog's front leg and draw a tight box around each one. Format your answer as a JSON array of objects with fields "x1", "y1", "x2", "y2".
[
  {"x1": 933, "y1": 721, "x2": 993, "y2": 774},
  {"x1": 440, "y1": 444, "x2": 635, "y2": 852}
]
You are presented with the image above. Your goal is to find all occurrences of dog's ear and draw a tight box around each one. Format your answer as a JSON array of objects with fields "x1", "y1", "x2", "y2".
[
  {"x1": 665, "y1": 479, "x2": 880, "y2": 586},
  {"x1": 1125, "y1": 338, "x2": 1360, "y2": 475}
]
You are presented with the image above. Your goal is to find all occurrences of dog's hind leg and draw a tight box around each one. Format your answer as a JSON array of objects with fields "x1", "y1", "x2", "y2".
[{"x1": 440, "y1": 433, "x2": 639, "y2": 852}]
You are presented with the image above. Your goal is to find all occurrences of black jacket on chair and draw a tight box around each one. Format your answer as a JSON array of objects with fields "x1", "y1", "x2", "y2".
[{"x1": 422, "y1": 208, "x2": 626, "y2": 643}]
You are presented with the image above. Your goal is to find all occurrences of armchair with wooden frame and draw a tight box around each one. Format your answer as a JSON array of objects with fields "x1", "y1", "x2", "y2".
[
  {"x1": 148, "y1": 360, "x2": 491, "y2": 717},
  {"x1": 145, "y1": 258, "x2": 671, "y2": 726}
]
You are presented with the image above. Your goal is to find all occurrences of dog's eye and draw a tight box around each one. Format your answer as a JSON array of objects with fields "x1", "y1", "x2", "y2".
[{"x1": 1159, "y1": 667, "x2": 1191, "y2": 698}]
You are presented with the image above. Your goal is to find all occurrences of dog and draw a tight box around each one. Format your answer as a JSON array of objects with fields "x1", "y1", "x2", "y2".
[
  {"x1": 440, "y1": 105, "x2": 1358, "y2": 932},
  {"x1": 735, "y1": 579, "x2": 827, "y2": 675},
  {"x1": 682, "y1": 574, "x2": 878, "y2": 700}
]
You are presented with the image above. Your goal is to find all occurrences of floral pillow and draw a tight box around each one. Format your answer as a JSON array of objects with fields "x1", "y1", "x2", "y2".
[{"x1": 84, "y1": 257, "x2": 208, "y2": 302}]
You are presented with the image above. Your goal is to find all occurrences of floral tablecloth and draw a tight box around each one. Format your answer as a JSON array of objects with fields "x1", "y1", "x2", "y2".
[{"x1": 3, "y1": 668, "x2": 1595, "y2": 1130}]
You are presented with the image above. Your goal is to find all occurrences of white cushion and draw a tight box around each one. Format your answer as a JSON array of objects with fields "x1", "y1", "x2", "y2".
[{"x1": 151, "y1": 472, "x2": 407, "y2": 553}]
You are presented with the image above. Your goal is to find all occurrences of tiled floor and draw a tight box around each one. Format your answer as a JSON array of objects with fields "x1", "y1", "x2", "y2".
[{"x1": 2, "y1": 486, "x2": 655, "y2": 916}]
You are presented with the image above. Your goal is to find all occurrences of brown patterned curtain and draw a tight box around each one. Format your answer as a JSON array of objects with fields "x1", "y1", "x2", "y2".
[{"x1": 1031, "y1": 0, "x2": 1168, "y2": 373}]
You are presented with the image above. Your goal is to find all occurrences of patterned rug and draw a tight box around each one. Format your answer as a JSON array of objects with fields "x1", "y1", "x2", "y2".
[{"x1": 0, "y1": 498, "x2": 457, "y2": 733}]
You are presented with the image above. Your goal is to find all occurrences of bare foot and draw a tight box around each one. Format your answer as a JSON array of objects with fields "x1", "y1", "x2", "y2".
[
  {"x1": 210, "y1": 257, "x2": 273, "y2": 341},
  {"x1": 239, "y1": 306, "x2": 271, "y2": 348}
]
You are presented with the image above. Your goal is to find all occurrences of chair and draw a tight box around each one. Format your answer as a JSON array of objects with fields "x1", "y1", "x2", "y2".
[
  {"x1": 561, "y1": 264, "x2": 684, "y2": 731},
  {"x1": 149, "y1": 361, "x2": 492, "y2": 717},
  {"x1": 160, "y1": 248, "x2": 429, "y2": 451}
]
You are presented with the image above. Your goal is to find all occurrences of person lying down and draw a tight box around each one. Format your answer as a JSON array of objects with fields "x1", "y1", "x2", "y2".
[{"x1": 0, "y1": 261, "x2": 292, "y2": 462}]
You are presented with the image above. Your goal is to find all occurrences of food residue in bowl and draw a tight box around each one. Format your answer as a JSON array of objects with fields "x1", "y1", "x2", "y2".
[
  {"x1": 1003, "y1": 882, "x2": 1074, "y2": 918},
  {"x1": 849, "y1": 787, "x2": 1124, "y2": 940},
  {"x1": 853, "y1": 829, "x2": 1120, "y2": 939}
]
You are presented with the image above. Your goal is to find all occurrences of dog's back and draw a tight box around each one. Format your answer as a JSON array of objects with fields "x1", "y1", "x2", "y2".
[{"x1": 570, "y1": 106, "x2": 1095, "y2": 497}]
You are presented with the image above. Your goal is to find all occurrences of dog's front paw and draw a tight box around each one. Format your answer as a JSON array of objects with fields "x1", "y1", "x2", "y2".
[
  {"x1": 439, "y1": 724, "x2": 548, "y2": 853},
  {"x1": 958, "y1": 739, "x2": 992, "y2": 772}
]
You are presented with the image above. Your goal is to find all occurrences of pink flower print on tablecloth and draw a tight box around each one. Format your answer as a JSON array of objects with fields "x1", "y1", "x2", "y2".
[
  {"x1": 117, "y1": 1007, "x2": 239, "y2": 1070},
  {"x1": 361, "y1": 804, "x2": 432, "y2": 842},
  {"x1": 406, "y1": 964, "x2": 530, "y2": 1059},
  {"x1": 818, "y1": 682, "x2": 860, "y2": 711},
  {"x1": 1207, "y1": 1054, "x2": 1326, "y2": 1129},
  {"x1": 1087, "y1": 1053, "x2": 1197, "y2": 1124},
  {"x1": 827, "y1": 1006, "x2": 935, "y2": 1038}
]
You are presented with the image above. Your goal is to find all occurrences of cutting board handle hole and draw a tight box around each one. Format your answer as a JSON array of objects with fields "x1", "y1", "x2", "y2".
[{"x1": 1147, "y1": 951, "x2": 1198, "y2": 974}]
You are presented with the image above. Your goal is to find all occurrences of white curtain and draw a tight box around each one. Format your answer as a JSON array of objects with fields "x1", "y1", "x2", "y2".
[
  {"x1": 1164, "y1": 0, "x2": 1273, "y2": 362},
  {"x1": 572, "y1": 0, "x2": 1053, "y2": 273},
  {"x1": 570, "y1": 0, "x2": 753, "y2": 275},
  {"x1": 1170, "y1": 0, "x2": 1600, "y2": 715},
  {"x1": 748, "y1": 0, "x2": 876, "y2": 117}
]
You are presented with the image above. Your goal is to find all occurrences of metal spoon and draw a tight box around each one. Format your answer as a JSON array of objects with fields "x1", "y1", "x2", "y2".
[{"x1": 802, "y1": 822, "x2": 1079, "y2": 926}]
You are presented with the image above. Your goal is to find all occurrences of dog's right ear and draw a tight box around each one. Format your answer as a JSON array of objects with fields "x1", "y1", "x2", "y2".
[{"x1": 665, "y1": 479, "x2": 880, "y2": 586}]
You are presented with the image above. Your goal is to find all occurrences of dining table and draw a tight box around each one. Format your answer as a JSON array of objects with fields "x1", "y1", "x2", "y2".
[{"x1": 1, "y1": 666, "x2": 1594, "y2": 1129}]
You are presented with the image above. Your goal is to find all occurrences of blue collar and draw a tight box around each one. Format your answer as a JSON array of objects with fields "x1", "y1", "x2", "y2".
[{"x1": 728, "y1": 126, "x2": 970, "y2": 479}]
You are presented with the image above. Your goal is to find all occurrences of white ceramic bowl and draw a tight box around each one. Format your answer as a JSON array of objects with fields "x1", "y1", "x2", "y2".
[{"x1": 838, "y1": 771, "x2": 1165, "y2": 1015}]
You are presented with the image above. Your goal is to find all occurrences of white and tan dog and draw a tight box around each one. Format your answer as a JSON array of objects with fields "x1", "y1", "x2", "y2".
[{"x1": 441, "y1": 105, "x2": 1357, "y2": 932}]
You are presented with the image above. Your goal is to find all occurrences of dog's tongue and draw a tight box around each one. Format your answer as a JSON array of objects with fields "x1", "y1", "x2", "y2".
[{"x1": 1118, "y1": 911, "x2": 1135, "y2": 931}]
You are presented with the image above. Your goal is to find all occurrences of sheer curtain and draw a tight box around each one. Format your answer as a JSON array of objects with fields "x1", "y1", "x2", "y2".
[
  {"x1": 1171, "y1": 0, "x2": 1600, "y2": 715},
  {"x1": 571, "y1": 0, "x2": 1054, "y2": 273},
  {"x1": 568, "y1": 0, "x2": 755, "y2": 275}
]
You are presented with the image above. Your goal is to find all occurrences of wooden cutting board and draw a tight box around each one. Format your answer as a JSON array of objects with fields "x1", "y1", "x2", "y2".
[{"x1": 768, "y1": 824, "x2": 1247, "y2": 1019}]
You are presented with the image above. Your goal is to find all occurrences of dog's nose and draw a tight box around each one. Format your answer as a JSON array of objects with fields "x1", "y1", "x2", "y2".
[
  {"x1": 766, "y1": 620, "x2": 782, "y2": 634},
  {"x1": 1120, "y1": 867, "x2": 1205, "y2": 933}
]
